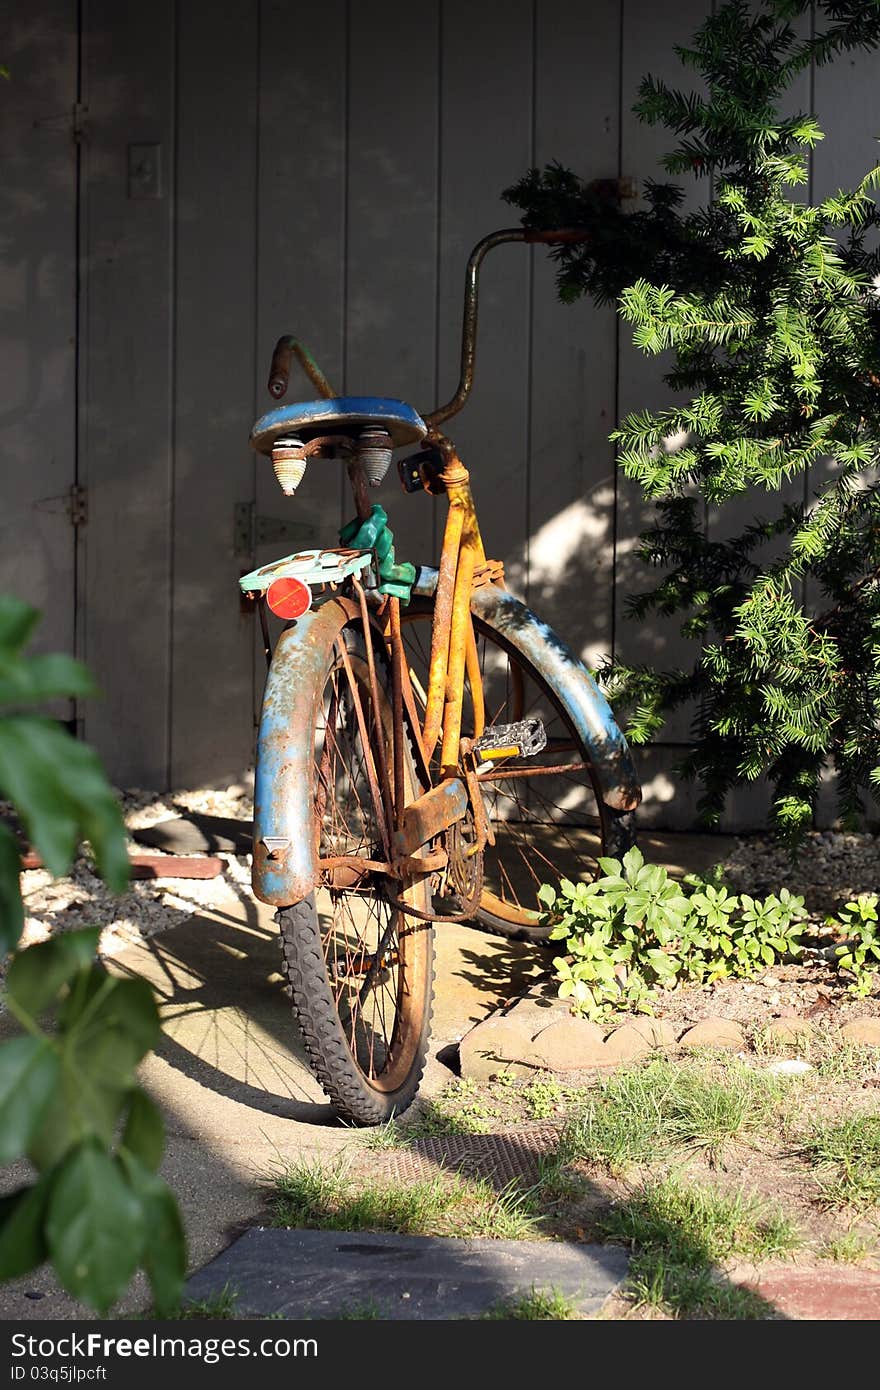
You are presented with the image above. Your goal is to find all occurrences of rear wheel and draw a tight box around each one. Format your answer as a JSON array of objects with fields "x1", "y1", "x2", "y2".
[
  {"x1": 277, "y1": 621, "x2": 433, "y2": 1124},
  {"x1": 401, "y1": 602, "x2": 635, "y2": 944}
]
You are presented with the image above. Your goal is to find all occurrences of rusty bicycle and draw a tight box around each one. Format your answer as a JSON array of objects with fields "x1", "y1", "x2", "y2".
[{"x1": 240, "y1": 227, "x2": 641, "y2": 1125}]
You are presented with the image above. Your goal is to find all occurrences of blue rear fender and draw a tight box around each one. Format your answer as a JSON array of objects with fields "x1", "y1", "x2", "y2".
[{"x1": 252, "y1": 596, "x2": 359, "y2": 907}]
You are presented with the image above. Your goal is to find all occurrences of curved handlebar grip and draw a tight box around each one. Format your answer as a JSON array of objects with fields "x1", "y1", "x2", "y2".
[
  {"x1": 266, "y1": 336, "x2": 337, "y2": 402},
  {"x1": 523, "y1": 226, "x2": 591, "y2": 246},
  {"x1": 268, "y1": 338, "x2": 293, "y2": 399}
]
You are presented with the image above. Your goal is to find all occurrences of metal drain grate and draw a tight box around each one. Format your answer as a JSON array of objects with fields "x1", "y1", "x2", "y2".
[{"x1": 364, "y1": 1124, "x2": 560, "y2": 1188}]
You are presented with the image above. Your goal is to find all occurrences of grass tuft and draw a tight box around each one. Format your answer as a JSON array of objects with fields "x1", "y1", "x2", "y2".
[
  {"x1": 482, "y1": 1286, "x2": 580, "y2": 1320},
  {"x1": 265, "y1": 1157, "x2": 543, "y2": 1241},
  {"x1": 802, "y1": 1114, "x2": 880, "y2": 1209},
  {"x1": 557, "y1": 1058, "x2": 779, "y2": 1172},
  {"x1": 820, "y1": 1231, "x2": 871, "y2": 1264},
  {"x1": 599, "y1": 1175, "x2": 798, "y2": 1319},
  {"x1": 172, "y1": 1284, "x2": 239, "y2": 1320}
]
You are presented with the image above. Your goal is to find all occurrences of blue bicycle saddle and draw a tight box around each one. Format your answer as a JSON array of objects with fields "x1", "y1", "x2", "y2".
[{"x1": 250, "y1": 397, "x2": 427, "y2": 455}]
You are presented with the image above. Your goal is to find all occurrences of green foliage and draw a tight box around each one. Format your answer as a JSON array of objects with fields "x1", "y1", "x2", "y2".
[
  {"x1": 827, "y1": 892, "x2": 880, "y2": 996},
  {"x1": 504, "y1": 2, "x2": 880, "y2": 837},
  {"x1": 541, "y1": 847, "x2": 807, "y2": 1020},
  {"x1": 0, "y1": 598, "x2": 185, "y2": 1313}
]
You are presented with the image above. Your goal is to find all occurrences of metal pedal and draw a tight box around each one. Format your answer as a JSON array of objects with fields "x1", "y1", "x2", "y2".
[{"x1": 473, "y1": 717, "x2": 547, "y2": 765}]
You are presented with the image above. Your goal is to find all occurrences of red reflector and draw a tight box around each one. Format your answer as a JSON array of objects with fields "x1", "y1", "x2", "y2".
[{"x1": 266, "y1": 576, "x2": 312, "y2": 620}]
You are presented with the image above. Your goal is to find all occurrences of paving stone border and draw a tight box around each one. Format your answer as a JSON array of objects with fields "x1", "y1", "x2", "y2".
[{"x1": 457, "y1": 991, "x2": 880, "y2": 1080}]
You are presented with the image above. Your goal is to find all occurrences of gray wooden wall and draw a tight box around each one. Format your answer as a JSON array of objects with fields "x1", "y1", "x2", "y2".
[{"x1": 2, "y1": 0, "x2": 878, "y2": 827}]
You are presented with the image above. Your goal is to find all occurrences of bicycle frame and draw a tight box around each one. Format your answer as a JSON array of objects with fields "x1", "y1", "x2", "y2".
[{"x1": 250, "y1": 227, "x2": 641, "y2": 911}]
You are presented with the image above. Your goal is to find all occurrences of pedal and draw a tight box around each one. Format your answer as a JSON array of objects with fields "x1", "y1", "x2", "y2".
[{"x1": 473, "y1": 718, "x2": 547, "y2": 766}]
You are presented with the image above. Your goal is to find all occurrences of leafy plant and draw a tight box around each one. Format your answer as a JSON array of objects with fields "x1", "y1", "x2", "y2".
[
  {"x1": 0, "y1": 596, "x2": 185, "y2": 1313},
  {"x1": 504, "y1": 0, "x2": 880, "y2": 838},
  {"x1": 541, "y1": 846, "x2": 807, "y2": 1020},
  {"x1": 827, "y1": 893, "x2": 880, "y2": 996}
]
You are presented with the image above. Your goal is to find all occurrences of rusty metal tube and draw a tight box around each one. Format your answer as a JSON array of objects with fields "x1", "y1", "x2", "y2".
[
  {"x1": 346, "y1": 456, "x2": 373, "y2": 523},
  {"x1": 465, "y1": 619, "x2": 485, "y2": 740},
  {"x1": 336, "y1": 637, "x2": 392, "y2": 856},
  {"x1": 348, "y1": 585, "x2": 395, "y2": 844},
  {"x1": 388, "y1": 596, "x2": 406, "y2": 831},
  {"x1": 424, "y1": 226, "x2": 590, "y2": 428},
  {"x1": 268, "y1": 335, "x2": 336, "y2": 401}
]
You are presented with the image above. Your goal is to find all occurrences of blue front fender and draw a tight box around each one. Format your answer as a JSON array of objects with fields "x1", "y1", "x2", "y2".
[
  {"x1": 251, "y1": 581, "x2": 640, "y2": 910},
  {"x1": 417, "y1": 569, "x2": 641, "y2": 814}
]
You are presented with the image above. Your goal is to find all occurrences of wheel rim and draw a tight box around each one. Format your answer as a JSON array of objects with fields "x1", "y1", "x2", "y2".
[
  {"x1": 313, "y1": 642, "x2": 430, "y2": 1092},
  {"x1": 401, "y1": 608, "x2": 605, "y2": 927}
]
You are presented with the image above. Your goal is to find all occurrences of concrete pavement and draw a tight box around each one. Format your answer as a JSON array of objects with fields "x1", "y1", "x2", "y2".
[{"x1": 0, "y1": 831, "x2": 735, "y2": 1319}]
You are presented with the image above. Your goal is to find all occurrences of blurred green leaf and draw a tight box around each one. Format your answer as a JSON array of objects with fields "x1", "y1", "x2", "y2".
[
  {"x1": 0, "y1": 822, "x2": 23, "y2": 955},
  {"x1": 119, "y1": 1153, "x2": 185, "y2": 1315},
  {"x1": 0, "y1": 717, "x2": 128, "y2": 890},
  {"x1": 7, "y1": 929, "x2": 100, "y2": 1016},
  {"x1": 46, "y1": 1139, "x2": 144, "y2": 1314},
  {"x1": 121, "y1": 1090, "x2": 165, "y2": 1173},
  {"x1": 0, "y1": 1038, "x2": 60, "y2": 1164},
  {"x1": 0, "y1": 1175, "x2": 53, "y2": 1280},
  {"x1": 0, "y1": 652, "x2": 97, "y2": 707},
  {"x1": 0, "y1": 598, "x2": 40, "y2": 656}
]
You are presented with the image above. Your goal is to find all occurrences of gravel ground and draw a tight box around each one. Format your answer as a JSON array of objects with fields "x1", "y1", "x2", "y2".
[
  {"x1": 14, "y1": 779, "x2": 255, "y2": 959},
  {"x1": 722, "y1": 829, "x2": 880, "y2": 917}
]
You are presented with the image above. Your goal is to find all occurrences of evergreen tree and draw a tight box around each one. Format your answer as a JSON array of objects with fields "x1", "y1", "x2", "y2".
[{"x1": 505, "y1": 0, "x2": 880, "y2": 839}]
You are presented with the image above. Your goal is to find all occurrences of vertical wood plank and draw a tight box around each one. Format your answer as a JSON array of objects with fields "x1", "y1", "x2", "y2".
[
  {"x1": 80, "y1": 0, "x2": 175, "y2": 786},
  {"x1": 0, "y1": 1, "x2": 77, "y2": 659},
  {"x1": 528, "y1": 0, "x2": 620, "y2": 668},
  {"x1": 170, "y1": 1, "x2": 258, "y2": 787},
  {"x1": 344, "y1": 0, "x2": 439, "y2": 567},
  {"x1": 437, "y1": 0, "x2": 534, "y2": 583},
  {"x1": 253, "y1": 0, "x2": 348, "y2": 718}
]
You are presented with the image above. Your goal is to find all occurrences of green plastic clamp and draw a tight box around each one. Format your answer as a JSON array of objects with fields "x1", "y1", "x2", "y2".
[{"x1": 339, "y1": 505, "x2": 417, "y2": 601}]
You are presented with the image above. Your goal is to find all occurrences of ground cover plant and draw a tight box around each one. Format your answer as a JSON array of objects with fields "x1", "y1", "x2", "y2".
[
  {"x1": 540, "y1": 846, "x2": 878, "y2": 1020},
  {"x1": 506, "y1": 0, "x2": 880, "y2": 837}
]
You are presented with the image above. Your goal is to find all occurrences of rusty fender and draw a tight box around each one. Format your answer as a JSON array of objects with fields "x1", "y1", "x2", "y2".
[
  {"x1": 414, "y1": 568, "x2": 642, "y2": 814},
  {"x1": 252, "y1": 596, "x2": 359, "y2": 908}
]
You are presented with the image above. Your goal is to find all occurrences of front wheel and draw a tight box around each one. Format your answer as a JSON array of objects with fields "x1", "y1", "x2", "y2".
[
  {"x1": 401, "y1": 601, "x2": 636, "y2": 944},
  {"x1": 277, "y1": 620, "x2": 434, "y2": 1125}
]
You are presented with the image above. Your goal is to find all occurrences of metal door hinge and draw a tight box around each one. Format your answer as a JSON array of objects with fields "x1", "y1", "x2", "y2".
[
  {"x1": 234, "y1": 502, "x2": 314, "y2": 556},
  {"x1": 34, "y1": 484, "x2": 87, "y2": 527}
]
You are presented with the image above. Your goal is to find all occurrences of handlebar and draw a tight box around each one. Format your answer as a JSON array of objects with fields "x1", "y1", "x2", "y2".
[
  {"x1": 424, "y1": 226, "x2": 590, "y2": 428},
  {"x1": 268, "y1": 336, "x2": 336, "y2": 402},
  {"x1": 266, "y1": 225, "x2": 590, "y2": 429}
]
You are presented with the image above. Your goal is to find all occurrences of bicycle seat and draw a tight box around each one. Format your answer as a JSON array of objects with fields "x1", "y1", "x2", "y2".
[{"x1": 250, "y1": 397, "x2": 427, "y2": 456}]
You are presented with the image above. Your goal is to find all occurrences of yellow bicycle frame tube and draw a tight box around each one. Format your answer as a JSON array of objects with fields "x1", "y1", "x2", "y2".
[{"x1": 420, "y1": 460, "x2": 486, "y2": 770}]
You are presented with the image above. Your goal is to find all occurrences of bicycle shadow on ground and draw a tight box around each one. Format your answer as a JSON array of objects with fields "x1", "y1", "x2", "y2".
[{"x1": 109, "y1": 875, "x2": 339, "y2": 1127}]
